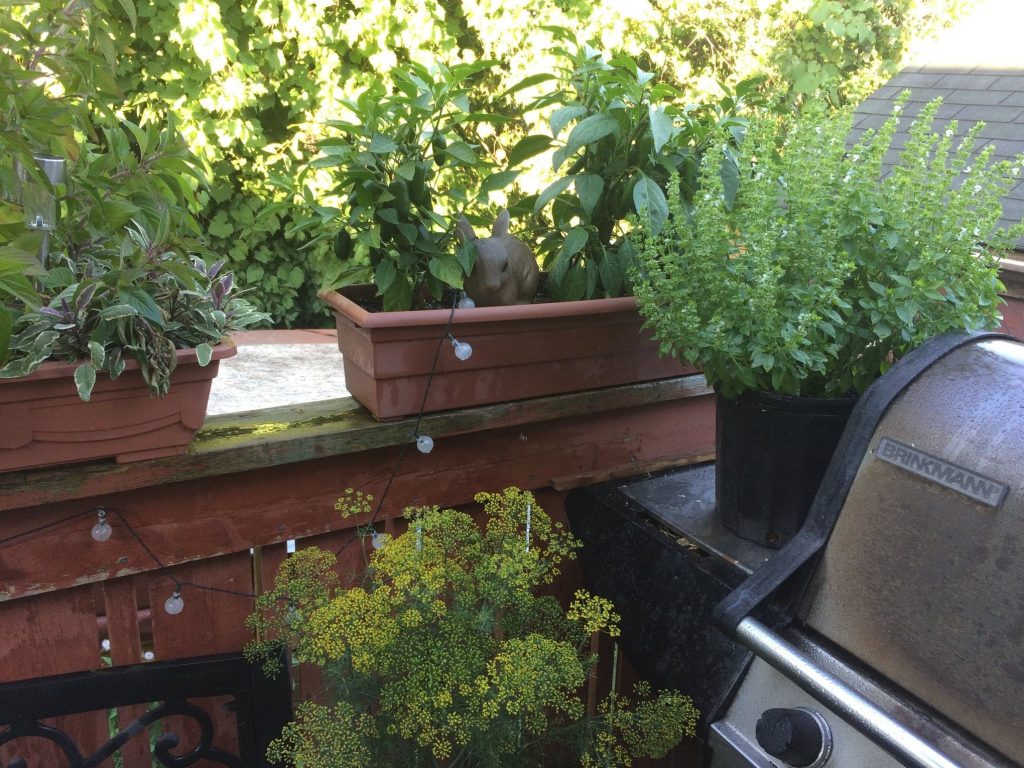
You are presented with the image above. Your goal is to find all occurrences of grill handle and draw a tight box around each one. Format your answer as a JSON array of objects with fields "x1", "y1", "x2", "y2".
[{"x1": 736, "y1": 618, "x2": 960, "y2": 768}]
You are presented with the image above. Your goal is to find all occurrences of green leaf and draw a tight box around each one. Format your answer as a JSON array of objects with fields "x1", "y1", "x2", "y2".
[
  {"x1": 88, "y1": 341, "x2": 105, "y2": 369},
  {"x1": 550, "y1": 105, "x2": 588, "y2": 138},
  {"x1": 557, "y1": 264, "x2": 588, "y2": 301},
  {"x1": 534, "y1": 177, "x2": 575, "y2": 213},
  {"x1": 649, "y1": 106, "x2": 675, "y2": 153},
  {"x1": 374, "y1": 260, "x2": 397, "y2": 293},
  {"x1": 74, "y1": 364, "x2": 97, "y2": 402},
  {"x1": 501, "y1": 72, "x2": 556, "y2": 98},
  {"x1": 506, "y1": 135, "x2": 554, "y2": 168},
  {"x1": 368, "y1": 134, "x2": 399, "y2": 154},
  {"x1": 561, "y1": 226, "x2": 589, "y2": 259},
  {"x1": 208, "y1": 211, "x2": 234, "y2": 239},
  {"x1": 444, "y1": 141, "x2": 476, "y2": 164},
  {"x1": 575, "y1": 174, "x2": 604, "y2": 217},
  {"x1": 0, "y1": 270, "x2": 39, "y2": 306},
  {"x1": 382, "y1": 274, "x2": 413, "y2": 311},
  {"x1": 396, "y1": 161, "x2": 417, "y2": 181},
  {"x1": 895, "y1": 304, "x2": 916, "y2": 325},
  {"x1": 116, "y1": 0, "x2": 137, "y2": 29},
  {"x1": 456, "y1": 241, "x2": 476, "y2": 276},
  {"x1": 599, "y1": 248, "x2": 624, "y2": 296},
  {"x1": 0, "y1": 309, "x2": 11, "y2": 365},
  {"x1": 564, "y1": 113, "x2": 620, "y2": 157},
  {"x1": 479, "y1": 170, "x2": 520, "y2": 197},
  {"x1": 632, "y1": 173, "x2": 669, "y2": 235},
  {"x1": 428, "y1": 254, "x2": 465, "y2": 287},
  {"x1": 868, "y1": 281, "x2": 887, "y2": 296},
  {"x1": 196, "y1": 343, "x2": 213, "y2": 366},
  {"x1": 119, "y1": 288, "x2": 165, "y2": 326}
]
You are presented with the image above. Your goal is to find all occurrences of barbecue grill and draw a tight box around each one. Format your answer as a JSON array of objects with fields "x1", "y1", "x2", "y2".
[
  {"x1": 710, "y1": 331, "x2": 1024, "y2": 768},
  {"x1": 567, "y1": 331, "x2": 1024, "y2": 768}
]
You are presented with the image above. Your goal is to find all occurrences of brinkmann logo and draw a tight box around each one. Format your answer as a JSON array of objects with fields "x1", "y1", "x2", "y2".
[{"x1": 875, "y1": 437, "x2": 1008, "y2": 509}]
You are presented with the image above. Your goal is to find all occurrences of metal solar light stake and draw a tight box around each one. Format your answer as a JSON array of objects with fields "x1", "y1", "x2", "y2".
[{"x1": 18, "y1": 153, "x2": 65, "y2": 267}]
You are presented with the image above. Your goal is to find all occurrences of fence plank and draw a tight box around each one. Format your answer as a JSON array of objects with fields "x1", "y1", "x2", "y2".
[
  {"x1": 149, "y1": 552, "x2": 255, "y2": 661},
  {"x1": 0, "y1": 585, "x2": 99, "y2": 682}
]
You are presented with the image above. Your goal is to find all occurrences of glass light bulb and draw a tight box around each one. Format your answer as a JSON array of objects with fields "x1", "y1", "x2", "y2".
[
  {"x1": 458, "y1": 294, "x2": 476, "y2": 309},
  {"x1": 164, "y1": 591, "x2": 184, "y2": 615},
  {"x1": 452, "y1": 340, "x2": 473, "y2": 361},
  {"x1": 91, "y1": 520, "x2": 113, "y2": 542},
  {"x1": 416, "y1": 434, "x2": 434, "y2": 454}
]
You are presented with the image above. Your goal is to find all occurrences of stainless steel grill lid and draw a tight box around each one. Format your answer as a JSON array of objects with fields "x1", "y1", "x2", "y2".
[
  {"x1": 798, "y1": 337, "x2": 1024, "y2": 765},
  {"x1": 712, "y1": 332, "x2": 1024, "y2": 767}
]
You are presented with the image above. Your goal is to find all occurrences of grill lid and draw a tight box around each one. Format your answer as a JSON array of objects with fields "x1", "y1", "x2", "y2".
[{"x1": 799, "y1": 337, "x2": 1024, "y2": 765}]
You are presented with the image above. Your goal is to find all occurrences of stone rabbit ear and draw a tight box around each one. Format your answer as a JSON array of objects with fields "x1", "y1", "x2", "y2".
[
  {"x1": 456, "y1": 215, "x2": 476, "y2": 244},
  {"x1": 492, "y1": 209, "x2": 510, "y2": 238}
]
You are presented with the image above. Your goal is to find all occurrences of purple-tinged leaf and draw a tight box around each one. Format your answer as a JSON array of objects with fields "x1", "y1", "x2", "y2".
[
  {"x1": 209, "y1": 260, "x2": 224, "y2": 279},
  {"x1": 76, "y1": 283, "x2": 98, "y2": 311}
]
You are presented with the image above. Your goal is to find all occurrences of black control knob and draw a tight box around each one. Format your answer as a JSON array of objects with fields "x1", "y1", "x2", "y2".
[{"x1": 755, "y1": 707, "x2": 831, "y2": 767}]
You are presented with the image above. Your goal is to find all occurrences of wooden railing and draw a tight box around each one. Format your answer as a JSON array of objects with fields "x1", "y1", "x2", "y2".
[{"x1": 0, "y1": 373, "x2": 715, "y2": 766}]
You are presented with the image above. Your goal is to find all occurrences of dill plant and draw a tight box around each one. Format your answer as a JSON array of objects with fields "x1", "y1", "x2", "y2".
[
  {"x1": 246, "y1": 488, "x2": 696, "y2": 767},
  {"x1": 634, "y1": 98, "x2": 1024, "y2": 398}
]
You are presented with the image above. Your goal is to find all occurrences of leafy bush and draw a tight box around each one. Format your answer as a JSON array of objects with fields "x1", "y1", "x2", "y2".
[
  {"x1": 0, "y1": 1, "x2": 266, "y2": 398},
  {"x1": 288, "y1": 60, "x2": 539, "y2": 311},
  {"x1": 88, "y1": 0, "x2": 969, "y2": 323},
  {"x1": 769, "y1": 0, "x2": 973, "y2": 108},
  {"x1": 247, "y1": 488, "x2": 697, "y2": 767},
  {"x1": 634, "y1": 99, "x2": 1024, "y2": 399},
  {"x1": 525, "y1": 37, "x2": 761, "y2": 300}
]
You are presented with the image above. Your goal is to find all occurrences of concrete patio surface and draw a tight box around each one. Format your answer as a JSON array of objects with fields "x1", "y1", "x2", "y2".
[{"x1": 206, "y1": 329, "x2": 350, "y2": 416}]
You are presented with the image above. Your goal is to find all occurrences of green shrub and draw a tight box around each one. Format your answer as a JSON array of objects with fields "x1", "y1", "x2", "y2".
[
  {"x1": 0, "y1": 0, "x2": 266, "y2": 396},
  {"x1": 524, "y1": 36, "x2": 761, "y2": 300},
  {"x1": 86, "y1": 0, "x2": 969, "y2": 324},
  {"x1": 634, "y1": 100, "x2": 1023, "y2": 398},
  {"x1": 247, "y1": 488, "x2": 697, "y2": 767},
  {"x1": 287, "y1": 59, "x2": 539, "y2": 310}
]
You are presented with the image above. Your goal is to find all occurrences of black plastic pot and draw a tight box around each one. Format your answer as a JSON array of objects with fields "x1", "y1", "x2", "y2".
[{"x1": 716, "y1": 389, "x2": 856, "y2": 548}]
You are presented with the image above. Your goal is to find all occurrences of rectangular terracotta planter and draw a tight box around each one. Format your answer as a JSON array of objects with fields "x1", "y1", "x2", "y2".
[
  {"x1": 320, "y1": 285, "x2": 694, "y2": 420},
  {"x1": 0, "y1": 341, "x2": 236, "y2": 473}
]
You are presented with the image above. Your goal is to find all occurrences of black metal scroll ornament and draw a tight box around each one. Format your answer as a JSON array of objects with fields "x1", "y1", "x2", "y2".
[{"x1": 0, "y1": 699, "x2": 240, "y2": 768}]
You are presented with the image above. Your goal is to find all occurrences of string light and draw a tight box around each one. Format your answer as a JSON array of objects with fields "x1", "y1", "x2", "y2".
[
  {"x1": 164, "y1": 590, "x2": 184, "y2": 615},
  {"x1": 525, "y1": 502, "x2": 531, "y2": 552},
  {"x1": 57, "y1": 288, "x2": 473, "y2": 619},
  {"x1": 448, "y1": 333, "x2": 473, "y2": 361},
  {"x1": 91, "y1": 507, "x2": 113, "y2": 542}
]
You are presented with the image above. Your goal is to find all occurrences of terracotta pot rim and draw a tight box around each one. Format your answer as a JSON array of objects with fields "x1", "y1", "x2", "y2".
[
  {"x1": 318, "y1": 285, "x2": 641, "y2": 329},
  {"x1": 0, "y1": 338, "x2": 237, "y2": 385}
]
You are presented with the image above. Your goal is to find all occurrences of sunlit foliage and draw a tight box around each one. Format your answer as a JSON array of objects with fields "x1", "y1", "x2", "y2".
[
  {"x1": 247, "y1": 488, "x2": 698, "y2": 767},
  {"x1": 4, "y1": 0, "x2": 971, "y2": 324}
]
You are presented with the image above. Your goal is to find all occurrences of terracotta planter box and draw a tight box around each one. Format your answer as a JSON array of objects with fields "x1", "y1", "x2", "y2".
[
  {"x1": 321, "y1": 285, "x2": 694, "y2": 420},
  {"x1": 0, "y1": 341, "x2": 236, "y2": 472}
]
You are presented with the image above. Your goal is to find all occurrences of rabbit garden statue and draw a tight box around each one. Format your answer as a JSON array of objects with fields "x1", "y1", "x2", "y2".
[{"x1": 456, "y1": 209, "x2": 539, "y2": 306}]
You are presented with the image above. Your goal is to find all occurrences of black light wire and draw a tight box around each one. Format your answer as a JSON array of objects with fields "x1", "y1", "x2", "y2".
[{"x1": 333, "y1": 291, "x2": 460, "y2": 558}]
